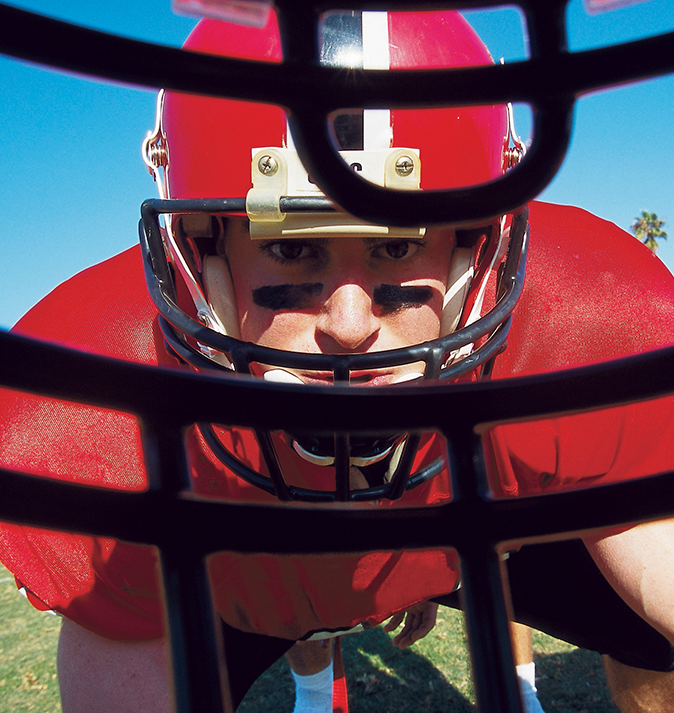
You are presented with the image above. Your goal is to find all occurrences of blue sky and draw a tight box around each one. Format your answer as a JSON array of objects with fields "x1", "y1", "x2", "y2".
[{"x1": 1, "y1": 0, "x2": 673, "y2": 328}]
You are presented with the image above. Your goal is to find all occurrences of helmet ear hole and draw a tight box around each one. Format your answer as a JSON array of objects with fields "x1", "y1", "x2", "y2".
[
  {"x1": 174, "y1": 214, "x2": 224, "y2": 274},
  {"x1": 178, "y1": 213, "x2": 219, "y2": 239},
  {"x1": 203, "y1": 255, "x2": 241, "y2": 339}
]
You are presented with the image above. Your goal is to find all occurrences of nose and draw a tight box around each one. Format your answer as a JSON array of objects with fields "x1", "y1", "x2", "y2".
[{"x1": 315, "y1": 283, "x2": 380, "y2": 351}]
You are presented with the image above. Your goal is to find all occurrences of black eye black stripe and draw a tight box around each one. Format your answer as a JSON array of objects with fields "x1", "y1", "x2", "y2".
[
  {"x1": 374, "y1": 284, "x2": 433, "y2": 309},
  {"x1": 253, "y1": 283, "x2": 432, "y2": 312},
  {"x1": 253, "y1": 283, "x2": 323, "y2": 310}
]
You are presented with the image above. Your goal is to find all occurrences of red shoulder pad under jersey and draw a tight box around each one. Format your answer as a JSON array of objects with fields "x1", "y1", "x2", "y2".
[
  {"x1": 0, "y1": 247, "x2": 167, "y2": 639},
  {"x1": 488, "y1": 202, "x2": 674, "y2": 498},
  {"x1": 12, "y1": 245, "x2": 159, "y2": 363},
  {"x1": 498, "y1": 201, "x2": 674, "y2": 375},
  {"x1": 0, "y1": 246, "x2": 158, "y2": 489}
]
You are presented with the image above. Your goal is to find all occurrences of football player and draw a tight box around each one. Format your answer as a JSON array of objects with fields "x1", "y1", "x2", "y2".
[{"x1": 2, "y1": 9, "x2": 674, "y2": 713}]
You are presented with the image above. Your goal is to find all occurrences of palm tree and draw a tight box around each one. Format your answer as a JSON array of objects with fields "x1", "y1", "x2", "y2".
[{"x1": 631, "y1": 210, "x2": 668, "y2": 253}]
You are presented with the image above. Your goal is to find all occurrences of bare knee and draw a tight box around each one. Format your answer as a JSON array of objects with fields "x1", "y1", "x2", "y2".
[
  {"x1": 604, "y1": 655, "x2": 674, "y2": 713},
  {"x1": 58, "y1": 618, "x2": 174, "y2": 713}
]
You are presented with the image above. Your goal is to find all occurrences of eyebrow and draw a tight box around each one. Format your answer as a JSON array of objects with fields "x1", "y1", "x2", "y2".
[
  {"x1": 374, "y1": 284, "x2": 433, "y2": 309},
  {"x1": 252, "y1": 283, "x2": 323, "y2": 310}
]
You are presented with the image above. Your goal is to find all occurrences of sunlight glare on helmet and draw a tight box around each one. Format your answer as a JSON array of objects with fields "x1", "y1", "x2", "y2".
[
  {"x1": 172, "y1": 0, "x2": 272, "y2": 26},
  {"x1": 332, "y1": 47, "x2": 365, "y2": 69}
]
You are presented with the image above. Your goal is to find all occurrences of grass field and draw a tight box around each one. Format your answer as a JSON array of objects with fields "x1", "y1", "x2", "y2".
[
  {"x1": 0, "y1": 566, "x2": 62, "y2": 712},
  {"x1": 0, "y1": 564, "x2": 617, "y2": 712}
]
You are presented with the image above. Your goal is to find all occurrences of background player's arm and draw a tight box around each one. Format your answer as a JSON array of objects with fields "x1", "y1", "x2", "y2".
[
  {"x1": 584, "y1": 518, "x2": 674, "y2": 644},
  {"x1": 383, "y1": 599, "x2": 439, "y2": 648}
]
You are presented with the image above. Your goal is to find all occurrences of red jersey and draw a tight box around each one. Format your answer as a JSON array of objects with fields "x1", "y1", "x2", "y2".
[{"x1": 1, "y1": 201, "x2": 674, "y2": 641}]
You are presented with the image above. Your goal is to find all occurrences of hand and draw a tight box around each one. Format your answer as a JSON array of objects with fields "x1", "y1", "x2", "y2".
[{"x1": 383, "y1": 600, "x2": 438, "y2": 649}]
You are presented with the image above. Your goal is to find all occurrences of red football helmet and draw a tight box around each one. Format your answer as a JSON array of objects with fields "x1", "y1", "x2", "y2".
[{"x1": 140, "y1": 9, "x2": 529, "y2": 501}]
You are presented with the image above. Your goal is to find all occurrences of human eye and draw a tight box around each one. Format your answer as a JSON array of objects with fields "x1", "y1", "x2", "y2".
[
  {"x1": 263, "y1": 240, "x2": 318, "y2": 264},
  {"x1": 372, "y1": 239, "x2": 424, "y2": 261}
]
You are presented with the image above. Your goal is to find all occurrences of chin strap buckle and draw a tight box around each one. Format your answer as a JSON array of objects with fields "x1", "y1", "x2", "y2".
[
  {"x1": 503, "y1": 101, "x2": 527, "y2": 171},
  {"x1": 142, "y1": 90, "x2": 169, "y2": 199}
]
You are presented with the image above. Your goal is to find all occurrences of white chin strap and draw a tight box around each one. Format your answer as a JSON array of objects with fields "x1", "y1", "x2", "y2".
[
  {"x1": 291, "y1": 437, "x2": 408, "y2": 473},
  {"x1": 441, "y1": 220, "x2": 508, "y2": 367}
]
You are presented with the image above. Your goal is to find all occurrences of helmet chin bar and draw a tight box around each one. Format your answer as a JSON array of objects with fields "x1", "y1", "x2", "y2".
[{"x1": 140, "y1": 199, "x2": 528, "y2": 502}]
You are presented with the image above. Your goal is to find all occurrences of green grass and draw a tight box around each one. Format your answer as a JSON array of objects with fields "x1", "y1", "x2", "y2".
[
  {"x1": 0, "y1": 564, "x2": 617, "y2": 712},
  {"x1": 239, "y1": 609, "x2": 618, "y2": 712},
  {"x1": 0, "y1": 566, "x2": 62, "y2": 712}
]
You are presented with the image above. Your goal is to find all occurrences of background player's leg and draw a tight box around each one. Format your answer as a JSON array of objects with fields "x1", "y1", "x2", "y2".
[
  {"x1": 435, "y1": 539, "x2": 674, "y2": 713},
  {"x1": 504, "y1": 540, "x2": 674, "y2": 670},
  {"x1": 504, "y1": 540, "x2": 674, "y2": 713},
  {"x1": 604, "y1": 655, "x2": 674, "y2": 713},
  {"x1": 286, "y1": 640, "x2": 334, "y2": 713},
  {"x1": 510, "y1": 621, "x2": 545, "y2": 713}
]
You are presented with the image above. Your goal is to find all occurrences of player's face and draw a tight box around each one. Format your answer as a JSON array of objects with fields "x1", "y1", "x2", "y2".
[{"x1": 223, "y1": 219, "x2": 453, "y2": 384}]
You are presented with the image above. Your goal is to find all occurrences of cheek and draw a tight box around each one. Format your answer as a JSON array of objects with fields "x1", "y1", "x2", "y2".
[
  {"x1": 383, "y1": 275, "x2": 446, "y2": 342},
  {"x1": 237, "y1": 296, "x2": 318, "y2": 351},
  {"x1": 385, "y1": 302, "x2": 443, "y2": 344}
]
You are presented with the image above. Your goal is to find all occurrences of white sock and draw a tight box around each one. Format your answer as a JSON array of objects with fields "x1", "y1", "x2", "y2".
[
  {"x1": 291, "y1": 661, "x2": 334, "y2": 713},
  {"x1": 516, "y1": 662, "x2": 546, "y2": 713}
]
